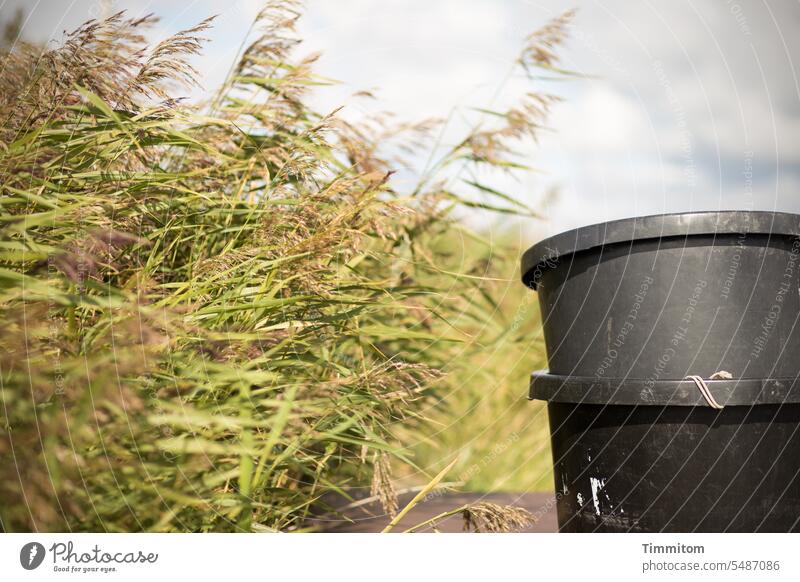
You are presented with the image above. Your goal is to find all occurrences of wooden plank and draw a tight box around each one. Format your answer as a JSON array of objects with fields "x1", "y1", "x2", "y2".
[{"x1": 314, "y1": 491, "x2": 558, "y2": 533}]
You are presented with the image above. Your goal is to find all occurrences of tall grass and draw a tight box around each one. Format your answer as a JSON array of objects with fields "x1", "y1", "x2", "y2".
[
  {"x1": 0, "y1": 3, "x2": 570, "y2": 532},
  {"x1": 402, "y1": 231, "x2": 554, "y2": 493}
]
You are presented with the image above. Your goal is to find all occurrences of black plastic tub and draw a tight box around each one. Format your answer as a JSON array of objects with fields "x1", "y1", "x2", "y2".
[
  {"x1": 521, "y1": 211, "x2": 800, "y2": 532},
  {"x1": 521, "y1": 211, "x2": 800, "y2": 379},
  {"x1": 531, "y1": 372, "x2": 800, "y2": 532}
]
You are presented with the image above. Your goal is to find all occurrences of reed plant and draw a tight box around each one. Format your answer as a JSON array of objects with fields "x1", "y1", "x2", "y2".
[{"x1": 0, "y1": 2, "x2": 570, "y2": 532}]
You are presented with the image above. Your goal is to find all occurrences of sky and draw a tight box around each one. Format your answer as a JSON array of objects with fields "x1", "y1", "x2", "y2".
[{"x1": 4, "y1": 0, "x2": 799, "y2": 241}]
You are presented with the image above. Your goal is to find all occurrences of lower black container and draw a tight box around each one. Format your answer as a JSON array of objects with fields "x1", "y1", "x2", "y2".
[{"x1": 531, "y1": 372, "x2": 800, "y2": 532}]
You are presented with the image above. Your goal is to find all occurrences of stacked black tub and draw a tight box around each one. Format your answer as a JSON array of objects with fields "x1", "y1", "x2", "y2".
[{"x1": 522, "y1": 211, "x2": 800, "y2": 532}]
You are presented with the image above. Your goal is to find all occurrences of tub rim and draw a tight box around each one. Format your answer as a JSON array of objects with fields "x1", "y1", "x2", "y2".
[
  {"x1": 530, "y1": 370, "x2": 800, "y2": 406},
  {"x1": 521, "y1": 210, "x2": 800, "y2": 290}
]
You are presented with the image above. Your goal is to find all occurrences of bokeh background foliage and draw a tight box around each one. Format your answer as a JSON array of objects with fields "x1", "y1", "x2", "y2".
[{"x1": 0, "y1": 1, "x2": 564, "y2": 532}]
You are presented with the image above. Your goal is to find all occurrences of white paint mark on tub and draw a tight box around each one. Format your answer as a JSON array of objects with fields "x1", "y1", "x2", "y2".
[
  {"x1": 577, "y1": 493, "x2": 584, "y2": 505},
  {"x1": 590, "y1": 477, "x2": 606, "y2": 516},
  {"x1": 561, "y1": 473, "x2": 569, "y2": 495}
]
